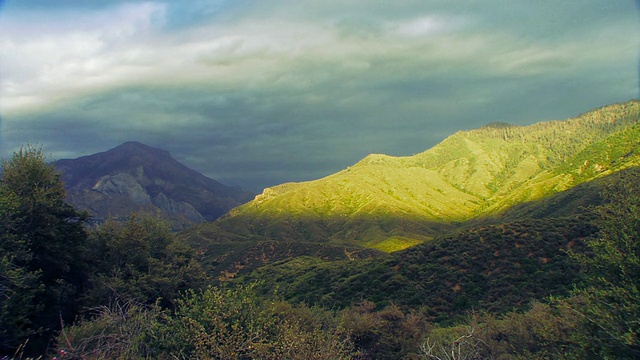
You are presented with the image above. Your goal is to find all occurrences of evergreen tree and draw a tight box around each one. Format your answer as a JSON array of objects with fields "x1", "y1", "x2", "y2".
[
  {"x1": 0, "y1": 145, "x2": 88, "y2": 356},
  {"x1": 83, "y1": 214, "x2": 209, "y2": 309},
  {"x1": 0, "y1": 191, "x2": 43, "y2": 353}
]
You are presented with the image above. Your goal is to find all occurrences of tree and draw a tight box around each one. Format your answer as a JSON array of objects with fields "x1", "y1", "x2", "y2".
[
  {"x1": 0, "y1": 145, "x2": 88, "y2": 356},
  {"x1": 0, "y1": 191, "x2": 43, "y2": 353},
  {"x1": 572, "y1": 168, "x2": 640, "y2": 358},
  {"x1": 83, "y1": 214, "x2": 209, "y2": 309}
]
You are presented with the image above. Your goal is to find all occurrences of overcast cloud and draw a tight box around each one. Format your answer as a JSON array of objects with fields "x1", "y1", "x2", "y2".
[{"x1": 1, "y1": 0, "x2": 638, "y2": 191}]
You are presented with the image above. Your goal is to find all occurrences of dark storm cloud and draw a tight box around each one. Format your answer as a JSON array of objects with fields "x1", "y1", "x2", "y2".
[{"x1": 1, "y1": 0, "x2": 638, "y2": 191}]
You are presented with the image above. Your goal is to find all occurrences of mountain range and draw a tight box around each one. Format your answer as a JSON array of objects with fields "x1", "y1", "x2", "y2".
[
  {"x1": 52, "y1": 101, "x2": 640, "y2": 281},
  {"x1": 54, "y1": 141, "x2": 254, "y2": 228},
  {"x1": 38, "y1": 100, "x2": 640, "y2": 357},
  {"x1": 175, "y1": 100, "x2": 640, "y2": 279}
]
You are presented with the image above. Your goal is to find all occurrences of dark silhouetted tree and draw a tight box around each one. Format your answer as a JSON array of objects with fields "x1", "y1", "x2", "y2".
[{"x1": 0, "y1": 145, "x2": 88, "y2": 356}]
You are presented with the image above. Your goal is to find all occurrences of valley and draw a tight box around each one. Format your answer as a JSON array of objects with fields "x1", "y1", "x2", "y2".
[{"x1": 2, "y1": 100, "x2": 639, "y2": 359}]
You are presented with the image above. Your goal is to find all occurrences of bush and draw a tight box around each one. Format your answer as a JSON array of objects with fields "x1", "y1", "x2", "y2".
[
  {"x1": 58, "y1": 284, "x2": 358, "y2": 359},
  {"x1": 58, "y1": 300, "x2": 167, "y2": 360}
]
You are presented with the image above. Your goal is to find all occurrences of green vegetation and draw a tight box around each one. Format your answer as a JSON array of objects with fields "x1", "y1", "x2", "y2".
[
  {"x1": 568, "y1": 169, "x2": 640, "y2": 358},
  {"x1": 0, "y1": 145, "x2": 89, "y2": 356},
  {"x1": 0, "y1": 147, "x2": 210, "y2": 357},
  {"x1": 82, "y1": 215, "x2": 210, "y2": 309},
  {"x1": 62, "y1": 284, "x2": 358, "y2": 359},
  {"x1": 2, "y1": 101, "x2": 640, "y2": 358},
  {"x1": 189, "y1": 100, "x2": 640, "y2": 254},
  {"x1": 241, "y1": 216, "x2": 595, "y2": 320},
  {"x1": 366, "y1": 236, "x2": 424, "y2": 252}
]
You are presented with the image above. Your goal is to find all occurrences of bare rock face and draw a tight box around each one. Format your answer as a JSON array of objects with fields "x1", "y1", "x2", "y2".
[
  {"x1": 93, "y1": 173, "x2": 152, "y2": 206},
  {"x1": 54, "y1": 141, "x2": 254, "y2": 229},
  {"x1": 152, "y1": 192, "x2": 205, "y2": 224}
]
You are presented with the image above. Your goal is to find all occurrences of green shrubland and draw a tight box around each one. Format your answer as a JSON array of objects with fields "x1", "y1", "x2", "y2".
[{"x1": 2, "y1": 100, "x2": 640, "y2": 358}]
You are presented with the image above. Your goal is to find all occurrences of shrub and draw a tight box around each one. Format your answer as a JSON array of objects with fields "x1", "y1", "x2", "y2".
[{"x1": 58, "y1": 284, "x2": 358, "y2": 359}]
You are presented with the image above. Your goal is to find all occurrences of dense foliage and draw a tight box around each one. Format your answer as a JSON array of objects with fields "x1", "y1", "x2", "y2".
[
  {"x1": 0, "y1": 148, "x2": 210, "y2": 357},
  {"x1": 569, "y1": 169, "x2": 640, "y2": 358},
  {"x1": 0, "y1": 146, "x2": 89, "y2": 356},
  {"x1": 242, "y1": 217, "x2": 595, "y2": 320},
  {"x1": 82, "y1": 215, "x2": 209, "y2": 309}
]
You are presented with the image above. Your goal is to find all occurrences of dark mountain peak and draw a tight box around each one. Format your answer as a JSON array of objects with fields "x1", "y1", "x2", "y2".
[
  {"x1": 53, "y1": 142, "x2": 254, "y2": 229},
  {"x1": 55, "y1": 141, "x2": 175, "y2": 188},
  {"x1": 95, "y1": 141, "x2": 174, "y2": 169},
  {"x1": 120, "y1": 140, "x2": 150, "y2": 148},
  {"x1": 112, "y1": 141, "x2": 171, "y2": 158}
]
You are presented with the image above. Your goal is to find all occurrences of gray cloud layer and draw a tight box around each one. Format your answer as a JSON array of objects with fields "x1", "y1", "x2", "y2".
[{"x1": 1, "y1": 0, "x2": 638, "y2": 191}]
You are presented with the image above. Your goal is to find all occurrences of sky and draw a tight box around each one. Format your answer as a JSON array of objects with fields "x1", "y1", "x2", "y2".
[{"x1": 0, "y1": 1, "x2": 638, "y2": 192}]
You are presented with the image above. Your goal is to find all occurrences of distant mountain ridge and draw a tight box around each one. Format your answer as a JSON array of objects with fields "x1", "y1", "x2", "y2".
[
  {"x1": 187, "y1": 100, "x2": 640, "y2": 254},
  {"x1": 54, "y1": 141, "x2": 253, "y2": 228}
]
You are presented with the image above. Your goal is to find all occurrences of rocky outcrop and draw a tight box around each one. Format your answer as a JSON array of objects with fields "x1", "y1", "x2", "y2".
[{"x1": 93, "y1": 173, "x2": 152, "y2": 205}]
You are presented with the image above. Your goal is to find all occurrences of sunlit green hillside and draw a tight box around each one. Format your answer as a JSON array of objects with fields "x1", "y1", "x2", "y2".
[{"x1": 186, "y1": 101, "x2": 640, "y2": 255}]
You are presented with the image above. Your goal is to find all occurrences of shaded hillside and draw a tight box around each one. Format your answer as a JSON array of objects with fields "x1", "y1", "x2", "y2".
[
  {"x1": 190, "y1": 100, "x2": 640, "y2": 250},
  {"x1": 472, "y1": 166, "x2": 640, "y2": 225},
  {"x1": 54, "y1": 141, "x2": 253, "y2": 229},
  {"x1": 187, "y1": 237, "x2": 384, "y2": 282},
  {"x1": 241, "y1": 215, "x2": 597, "y2": 321}
]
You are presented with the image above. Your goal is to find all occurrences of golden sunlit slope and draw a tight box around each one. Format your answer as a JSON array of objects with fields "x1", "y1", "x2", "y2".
[{"x1": 188, "y1": 100, "x2": 640, "y2": 252}]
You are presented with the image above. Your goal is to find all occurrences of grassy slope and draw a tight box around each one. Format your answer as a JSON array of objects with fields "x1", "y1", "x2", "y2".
[{"x1": 188, "y1": 101, "x2": 639, "y2": 253}]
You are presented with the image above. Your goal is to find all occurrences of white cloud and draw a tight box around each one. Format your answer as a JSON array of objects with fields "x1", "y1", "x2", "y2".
[
  {"x1": 0, "y1": 2, "x2": 167, "y2": 114},
  {"x1": 393, "y1": 16, "x2": 447, "y2": 37},
  {"x1": 3, "y1": 0, "x2": 632, "y2": 118}
]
